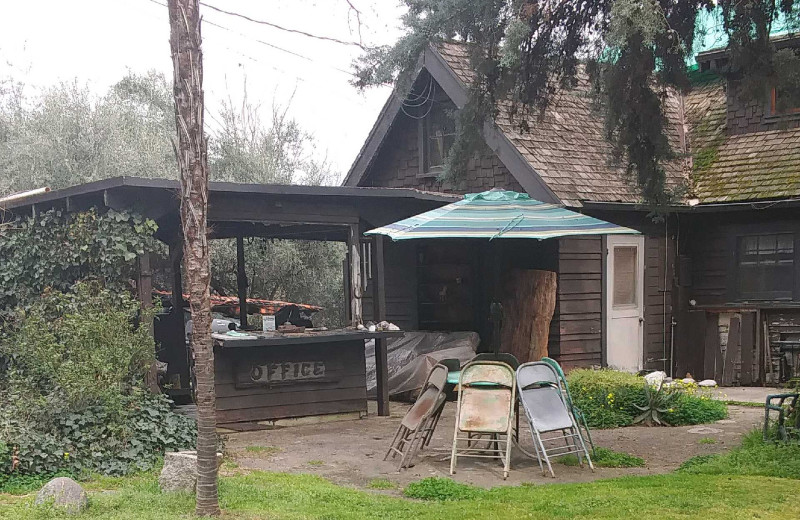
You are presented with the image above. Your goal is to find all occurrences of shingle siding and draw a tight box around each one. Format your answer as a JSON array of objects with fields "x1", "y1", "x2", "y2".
[{"x1": 361, "y1": 99, "x2": 523, "y2": 194}]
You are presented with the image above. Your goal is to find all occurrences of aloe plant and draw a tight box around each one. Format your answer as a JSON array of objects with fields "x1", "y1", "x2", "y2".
[{"x1": 633, "y1": 381, "x2": 679, "y2": 426}]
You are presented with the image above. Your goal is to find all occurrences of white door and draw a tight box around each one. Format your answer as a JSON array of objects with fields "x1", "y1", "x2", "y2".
[{"x1": 605, "y1": 235, "x2": 644, "y2": 372}]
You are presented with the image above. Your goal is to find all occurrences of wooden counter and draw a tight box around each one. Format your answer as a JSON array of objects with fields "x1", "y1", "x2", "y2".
[{"x1": 212, "y1": 329, "x2": 403, "y2": 426}]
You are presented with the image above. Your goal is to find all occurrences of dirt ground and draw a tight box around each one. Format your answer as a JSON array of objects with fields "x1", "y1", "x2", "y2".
[{"x1": 223, "y1": 402, "x2": 763, "y2": 490}]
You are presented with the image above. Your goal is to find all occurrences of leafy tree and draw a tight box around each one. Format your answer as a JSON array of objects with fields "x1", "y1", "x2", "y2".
[
  {"x1": 0, "y1": 71, "x2": 345, "y2": 325},
  {"x1": 0, "y1": 72, "x2": 176, "y2": 194},
  {"x1": 354, "y1": 0, "x2": 800, "y2": 207}
]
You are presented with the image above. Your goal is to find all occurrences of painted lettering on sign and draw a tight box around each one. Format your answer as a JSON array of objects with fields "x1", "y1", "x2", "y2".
[{"x1": 249, "y1": 361, "x2": 326, "y2": 383}]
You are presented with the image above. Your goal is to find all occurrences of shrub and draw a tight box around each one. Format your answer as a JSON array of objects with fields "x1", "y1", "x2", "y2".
[
  {"x1": 567, "y1": 369, "x2": 645, "y2": 428},
  {"x1": 664, "y1": 393, "x2": 728, "y2": 426},
  {"x1": 1, "y1": 391, "x2": 196, "y2": 477},
  {"x1": 567, "y1": 369, "x2": 728, "y2": 428},
  {"x1": 404, "y1": 477, "x2": 483, "y2": 501},
  {"x1": 0, "y1": 282, "x2": 195, "y2": 477},
  {"x1": 1, "y1": 282, "x2": 157, "y2": 409},
  {"x1": 0, "y1": 208, "x2": 160, "y2": 312}
]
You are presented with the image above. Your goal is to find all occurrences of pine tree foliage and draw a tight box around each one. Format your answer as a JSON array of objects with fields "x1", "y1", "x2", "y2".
[{"x1": 354, "y1": 0, "x2": 800, "y2": 207}]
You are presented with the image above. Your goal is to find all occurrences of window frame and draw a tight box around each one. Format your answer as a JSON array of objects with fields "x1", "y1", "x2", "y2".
[
  {"x1": 769, "y1": 86, "x2": 800, "y2": 116},
  {"x1": 734, "y1": 232, "x2": 797, "y2": 301},
  {"x1": 417, "y1": 99, "x2": 456, "y2": 178}
]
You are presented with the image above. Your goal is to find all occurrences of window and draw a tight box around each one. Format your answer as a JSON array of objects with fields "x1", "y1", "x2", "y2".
[
  {"x1": 737, "y1": 233, "x2": 795, "y2": 300},
  {"x1": 421, "y1": 102, "x2": 456, "y2": 174},
  {"x1": 770, "y1": 86, "x2": 800, "y2": 116},
  {"x1": 613, "y1": 246, "x2": 638, "y2": 307}
]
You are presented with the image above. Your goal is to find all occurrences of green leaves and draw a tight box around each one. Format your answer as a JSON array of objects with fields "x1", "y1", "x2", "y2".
[{"x1": 0, "y1": 207, "x2": 161, "y2": 312}]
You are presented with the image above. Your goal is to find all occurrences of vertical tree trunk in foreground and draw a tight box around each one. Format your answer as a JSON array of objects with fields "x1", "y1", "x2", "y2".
[
  {"x1": 167, "y1": 0, "x2": 220, "y2": 515},
  {"x1": 500, "y1": 269, "x2": 557, "y2": 363}
]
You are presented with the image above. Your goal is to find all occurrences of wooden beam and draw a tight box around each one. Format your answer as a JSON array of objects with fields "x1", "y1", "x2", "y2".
[
  {"x1": 600, "y1": 235, "x2": 608, "y2": 367},
  {"x1": 703, "y1": 312, "x2": 719, "y2": 380},
  {"x1": 348, "y1": 223, "x2": 363, "y2": 327},
  {"x1": 208, "y1": 196, "x2": 359, "y2": 225},
  {"x1": 371, "y1": 235, "x2": 389, "y2": 416},
  {"x1": 137, "y1": 253, "x2": 159, "y2": 394},
  {"x1": 740, "y1": 312, "x2": 755, "y2": 385},
  {"x1": 722, "y1": 315, "x2": 741, "y2": 385},
  {"x1": 236, "y1": 235, "x2": 249, "y2": 330}
]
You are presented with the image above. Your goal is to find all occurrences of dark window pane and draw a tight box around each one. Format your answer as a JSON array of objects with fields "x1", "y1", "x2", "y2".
[
  {"x1": 737, "y1": 233, "x2": 795, "y2": 300},
  {"x1": 426, "y1": 102, "x2": 456, "y2": 170}
]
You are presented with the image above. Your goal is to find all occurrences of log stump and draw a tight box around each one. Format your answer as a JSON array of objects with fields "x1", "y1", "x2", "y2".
[{"x1": 500, "y1": 269, "x2": 557, "y2": 363}]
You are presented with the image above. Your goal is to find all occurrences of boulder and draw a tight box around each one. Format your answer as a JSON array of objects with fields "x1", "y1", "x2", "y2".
[
  {"x1": 35, "y1": 477, "x2": 88, "y2": 514},
  {"x1": 644, "y1": 371, "x2": 667, "y2": 387},
  {"x1": 698, "y1": 379, "x2": 718, "y2": 387},
  {"x1": 159, "y1": 450, "x2": 223, "y2": 493}
]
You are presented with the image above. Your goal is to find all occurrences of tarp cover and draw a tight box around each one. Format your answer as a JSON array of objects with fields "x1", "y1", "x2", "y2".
[{"x1": 365, "y1": 331, "x2": 479, "y2": 399}]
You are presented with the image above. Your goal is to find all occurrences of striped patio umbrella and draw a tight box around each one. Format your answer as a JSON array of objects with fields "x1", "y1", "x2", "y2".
[{"x1": 365, "y1": 189, "x2": 638, "y2": 240}]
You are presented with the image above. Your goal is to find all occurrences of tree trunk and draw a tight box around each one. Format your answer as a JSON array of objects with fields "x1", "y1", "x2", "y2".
[
  {"x1": 167, "y1": 0, "x2": 219, "y2": 515},
  {"x1": 500, "y1": 269, "x2": 557, "y2": 363}
]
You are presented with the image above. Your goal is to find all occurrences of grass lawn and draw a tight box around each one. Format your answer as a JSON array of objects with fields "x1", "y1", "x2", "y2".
[
  {"x1": 3, "y1": 431, "x2": 798, "y2": 519},
  {"x1": 1, "y1": 471, "x2": 799, "y2": 519}
]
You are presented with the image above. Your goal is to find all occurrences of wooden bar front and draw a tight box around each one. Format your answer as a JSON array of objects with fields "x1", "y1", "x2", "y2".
[{"x1": 212, "y1": 330, "x2": 402, "y2": 426}]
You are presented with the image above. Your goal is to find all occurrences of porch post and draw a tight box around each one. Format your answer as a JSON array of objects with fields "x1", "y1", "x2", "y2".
[
  {"x1": 236, "y1": 235, "x2": 249, "y2": 329},
  {"x1": 371, "y1": 235, "x2": 389, "y2": 416},
  {"x1": 347, "y1": 223, "x2": 363, "y2": 327},
  {"x1": 137, "y1": 252, "x2": 159, "y2": 393}
]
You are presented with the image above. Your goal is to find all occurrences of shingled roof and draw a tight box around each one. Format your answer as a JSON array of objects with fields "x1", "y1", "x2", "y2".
[
  {"x1": 685, "y1": 74, "x2": 800, "y2": 203},
  {"x1": 435, "y1": 42, "x2": 689, "y2": 207},
  {"x1": 345, "y1": 40, "x2": 798, "y2": 207}
]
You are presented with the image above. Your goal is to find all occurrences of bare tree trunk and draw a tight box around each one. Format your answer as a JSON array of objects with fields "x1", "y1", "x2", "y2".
[{"x1": 167, "y1": 0, "x2": 219, "y2": 515}]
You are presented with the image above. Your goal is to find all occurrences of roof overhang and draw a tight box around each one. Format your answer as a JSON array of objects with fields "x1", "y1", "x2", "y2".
[{"x1": 0, "y1": 176, "x2": 459, "y2": 243}]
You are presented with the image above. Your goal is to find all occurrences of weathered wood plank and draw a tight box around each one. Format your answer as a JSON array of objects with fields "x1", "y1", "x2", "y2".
[
  {"x1": 740, "y1": 312, "x2": 755, "y2": 385},
  {"x1": 722, "y1": 315, "x2": 740, "y2": 385},
  {"x1": 217, "y1": 399, "x2": 367, "y2": 424},
  {"x1": 217, "y1": 386, "x2": 367, "y2": 411}
]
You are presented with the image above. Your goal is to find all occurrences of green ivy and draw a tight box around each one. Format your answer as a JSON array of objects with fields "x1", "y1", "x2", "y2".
[{"x1": 0, "y1": 208, "x2": 160, "y2": 312}]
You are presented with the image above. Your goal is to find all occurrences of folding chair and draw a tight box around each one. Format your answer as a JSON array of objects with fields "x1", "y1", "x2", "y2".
[
  {"x1": 450, "y1": 361, "x2": 516, "y2": 479},
  {"x1": 517, "y1": 362, "x2": 593, "y2": 477},
  {"x1": 385, "y1": 363, "x2": 448, "y2": 469},
  {"x1": 541, "y1": 357, "x2": 595, "y2": 455},
  {"x1": 471, "y1": 352, "x2": 521, "y2": 441},
  {"x1": 472, "y1": 352, "x2": 520, "y2": 369}
]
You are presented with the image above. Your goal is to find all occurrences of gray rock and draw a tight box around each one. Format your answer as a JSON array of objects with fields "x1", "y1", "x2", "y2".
[
  {"x1": 687, "y1": 426, "x2": 723, "y2": 434},
  {"x1": 159, "y1": 450, "x2": 223, "y2": 493},
  {"x1": 35, "y1": 477, "x2": 88, "y2": 514}
]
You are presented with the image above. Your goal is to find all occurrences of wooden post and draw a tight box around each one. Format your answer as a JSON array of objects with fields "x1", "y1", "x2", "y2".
[
  {"x1": 348, "y1": 223, "x2": 363, "y2": 327},
  {"x1": 137, "y1": 253, "x2": 159, "y2": 394},
  {"x1": 236, "y1": 235, "x2": 248, "y2": 330},
  {"x1": 740, "y1": 312, "x2": 755, "y2": 385},
  {"x1": 723, "y1": 315, "x2": 741, "y2": 385},
  {"x1": 371, "y1": 235, "x2": 389, "y2": 416}
]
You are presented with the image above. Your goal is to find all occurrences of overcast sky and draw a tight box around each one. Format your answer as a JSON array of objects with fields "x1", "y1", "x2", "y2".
[{"x1": 0, "y1": 0, "x2": 406, "y2": 183}]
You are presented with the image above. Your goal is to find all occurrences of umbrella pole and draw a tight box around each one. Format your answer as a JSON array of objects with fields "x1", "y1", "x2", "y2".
[{"x1": 490, "y1": 244, "x2": 503, "y2": 354}]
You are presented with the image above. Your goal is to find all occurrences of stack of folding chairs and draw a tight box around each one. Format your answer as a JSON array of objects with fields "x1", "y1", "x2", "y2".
[
  {"x1": 516, "y1": 361, "x2": 594, "y2": 477},
  {"x1": 384, "y1": 363, "x2": 449, "y2": 469}
]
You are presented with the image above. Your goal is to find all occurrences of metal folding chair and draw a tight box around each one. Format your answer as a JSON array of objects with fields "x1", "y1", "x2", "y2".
[
  {"x1": 472, "y1": 352, "x2": 520, "y2": 369},
  {"x1": 517, "y1": 362, "x2": 594, "y2": 477},
  {"x1": 450, "y1": 361, "x2": 516, "y2": 479},
  {"x1": 541, "y1": 357, "x2": 595, "y2": 455},
  {"x1": 385, "y1": 363, "x2": 448, "y2": 469}
]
